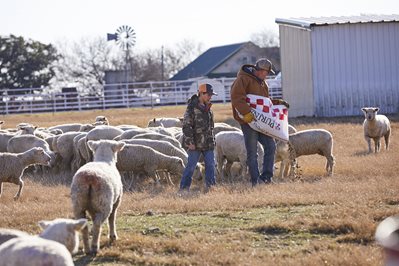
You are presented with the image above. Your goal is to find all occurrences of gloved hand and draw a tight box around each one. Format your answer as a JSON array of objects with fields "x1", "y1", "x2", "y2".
[
  {"x1": 242, "y1": 112, "x2": 255, "y2": 123},
  {"x1": 272, "y1": 99, "x2": 290, "y2": 108}
]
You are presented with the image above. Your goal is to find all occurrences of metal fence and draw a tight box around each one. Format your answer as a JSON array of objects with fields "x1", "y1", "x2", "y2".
[{"x1": 0, "y1": 77, "x2": 282, "y2": 115}]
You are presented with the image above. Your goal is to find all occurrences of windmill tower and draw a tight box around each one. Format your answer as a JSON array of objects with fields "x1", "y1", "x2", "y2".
[{"x1": 107, "y1": 25, "x2": 136, "y2": 83}]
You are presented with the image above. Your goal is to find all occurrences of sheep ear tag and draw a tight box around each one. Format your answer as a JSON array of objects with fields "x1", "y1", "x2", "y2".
[{"x1": 241, "y1": 94, "x2": 289, "y2": 142}]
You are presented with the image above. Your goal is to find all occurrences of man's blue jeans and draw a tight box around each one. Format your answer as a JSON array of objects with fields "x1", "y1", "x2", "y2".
[
  {"x1": 180, "y1": 149, "x2": 216, "y2": 190},
  {"x1": 241, "y1": 123, "x2": 276, "y2": 186}
]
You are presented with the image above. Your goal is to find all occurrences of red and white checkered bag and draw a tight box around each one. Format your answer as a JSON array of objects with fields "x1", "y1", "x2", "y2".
[{"x1": 239, "y1": 94, "x2": 289, "y2": 141}]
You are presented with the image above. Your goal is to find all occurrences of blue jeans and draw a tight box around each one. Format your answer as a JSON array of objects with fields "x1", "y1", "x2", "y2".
[
  {"x1": 241, "y1": 124, "x2": 276, "y2": 186},
  {"x1": 180, "y1": 149, "x2": 216, "y2": 190}
]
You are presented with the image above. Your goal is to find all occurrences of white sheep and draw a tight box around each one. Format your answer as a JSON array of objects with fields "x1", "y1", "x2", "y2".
[
  {"x1": 361, "y1": 107, "x2": 391, "y2": 153},
  {"x1": 95, "y1": 115, "x2": 109, "y2": 125},
  {"x1": 116, "y1": 144, "x2": 185, "y2": 183},
  {"x1": 215, "y1": 131, "x2": 264, "y2": 181},
  {"x1": 0, "y1": 229, "x2": 29, "y2": 245},
  {"x1": 48, "y1": 123, "x2": 84, "y2": 133},
  {"x1": 0, "y1": 236, "x2": 74, "y2": 266},
  {"x1": 71, "y1": 139, "x2": 125, "y2": 255},
  {"x1": 0, "y1": 132, "x2": 16, "y2": 152},
  {"x1": 213, "y1": 122, "x2": 241, "y2": 136},
  {"x1": 147, "y1": 117, "x2": 183, "y2": 127},
  {"x1": 52, "y1": 132, "x2": 82, "y2": 172},
  {"x1": 0, "y1": 147, "x2": 51, "y2": 200},
  {"x1": 114, "y1": 127, "x2": 151, "y2": 140},
  {"x1": 71, "y1": 132, "x2": 88, "y2": 173},
  {"x1": 132, "y1": 132, "x2": 183, "y2": 149},
  {"x1": 275, "y1": 129, "x2": 335, "y2": 178},
  {"x1": 38, "y1": 218, "x2": 87, "y2": 254},
  {"x1": 7, "y1": 134, "x2": 56, "y2": 168}
]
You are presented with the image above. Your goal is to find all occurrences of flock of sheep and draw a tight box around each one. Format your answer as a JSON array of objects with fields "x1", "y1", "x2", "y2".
[{"x1": 0, "y1": 106, "x2": 392, "y2": 264}]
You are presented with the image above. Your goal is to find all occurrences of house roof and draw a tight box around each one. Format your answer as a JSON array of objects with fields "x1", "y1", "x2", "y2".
[
  {"x1": 169, "y1": 42, "x2": 248, "y2": 81},
  {"x1": 275, "y1": 14, "x2": 399, "y2": 29}
]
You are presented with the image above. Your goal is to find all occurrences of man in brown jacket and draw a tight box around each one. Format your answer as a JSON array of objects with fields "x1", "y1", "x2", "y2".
[{"x1": 230, "y1": 58, "x2": 289, "y2": 186}]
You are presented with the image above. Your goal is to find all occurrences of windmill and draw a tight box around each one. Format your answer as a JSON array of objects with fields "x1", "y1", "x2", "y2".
[{"x1": 107, "y1": 25, "x2": 136, "y2": 83}]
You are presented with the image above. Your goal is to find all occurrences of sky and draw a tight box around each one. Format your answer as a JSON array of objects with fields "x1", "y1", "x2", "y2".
[{"x1": 1, "y1": 0, "x2": 398, "y2": 52}]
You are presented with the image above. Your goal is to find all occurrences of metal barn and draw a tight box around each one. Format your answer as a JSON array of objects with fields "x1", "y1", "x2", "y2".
[{"x1": 275, "y1": 15, "x2": 399, "y2": 117}]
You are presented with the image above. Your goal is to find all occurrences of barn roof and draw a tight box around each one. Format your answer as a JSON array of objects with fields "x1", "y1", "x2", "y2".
[
  {"x1": 169, "y1": 42, "x2": 248, "y2": 81},
  {"x1": 275, "y1": 14, "x2": 399, "y2": 29}
]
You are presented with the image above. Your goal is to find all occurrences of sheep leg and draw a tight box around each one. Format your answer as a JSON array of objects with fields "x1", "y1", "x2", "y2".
[
  {"x1": 13, "y1": 178, "x2": 24, "y2": 200},
  {"x1": 74, "y1": 211, "x2": 90, "y2": 254},
  {"x1": 365, "y1": 136, "x2": 372, "y2": 153},
  {"x1": 91, "y1": 214, "x2": 107, "y2": 255},
  {"x1": 384, "y1": 130, "x2": 390, "y2": 150},
  {"x1": 326, "y1": 155, "x2": 335, "y2": 176},
  {"x1": 0, "y1": 182, "x2": 2, "y2": 197},
  {"x1": 374, "y1": 138, "x2": 381, "y2": 153},
  {"x1": 108, "y1": 196, "x2": 121, "y2": 243}
]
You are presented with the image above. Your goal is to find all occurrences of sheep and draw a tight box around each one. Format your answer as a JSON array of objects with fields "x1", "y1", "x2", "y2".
[
  {"x1": 116, "y1": 144, "x2": 185, "y2": 183},
  {"x1": 95, "y1": 115, "x2": 109, "y2": 125},
  {"x1": 38, "y1": 218, "x2": 88, "y2": 254},
  {"x1": 0, "y1": 236, "x2": 74, "y2": 266},
  {"x1": 215, "y1": 131, "x2": 264, "y2": 181},
  {"x1": 71, "y1": 139, "x2": 125, "y2": 255},
  {"x1": 7, "y1": 134, "x2": 56, "y2": 168},
  {"x1": 86, "y1": 125, "x2": 124, "y2": 141},
  {"x1": 52, "y1": 132, "x2": 83, "y2": 172},
  {"x1": 48, "y1": 123, "x2": 84, "y2": 133},
  {"x1": 0, "y1": 132, "x2": 16, "y2": 152},
  {"x1": 213, "y1": 122, "x2": 241, "y2": 136},
  {"x1": 71, "y1": 132, "x2": 88, "y2": 173},
  {"x1": 147, "y1": 117, "x2": 183, "y2": 127},
  {"x1": 114, "y1": 127, "x2": 152, "y2": 141},
  {"x1": 288, "y1": 124, "x2": 297, "y2": 134},
  {"x1": 0, "y1": 147, "x2": 51, "y2": 200},
  {"x1": 361, "y1": 107, "x2": 391, "y2": 153},
  {"x1": 275, "y1": 129, "x2": 335, "y2": 178},
  {"x1": 0, "y1": 229, "x2": 29, "y2": 245},
  {"x1": 0, "y1": 218, "x2": 87, "y2": 254},
  {"x1": 132, "y1": 132, "x2": 183, "y2": 149}
]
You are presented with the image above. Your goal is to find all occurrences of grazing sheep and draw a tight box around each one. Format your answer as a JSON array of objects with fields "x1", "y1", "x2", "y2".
[
  {"x1": 38, "y1": 218, "x2": 87, "y2": 254},
  {"x1": 275, "y1": 129, "x2": 335, "y2": 178},
  {"x1": 147, "y1": 117, "x2": 183, "y2": 127},
  {"x1": 132, "y1": 132, "x2": 183, "y2": 149},
  {"x1": 71, "y1": 140, "x2": 125, "y2": 255},
  {"x1": 215, "y1": 131, "x2": 264, "y2": 181},
  {"x1": 114, "y1": 127, "x2": 151, "y2": 140},
  {"x1": 116, "y1": 144, "x2": 185, "y2": 182},
  {"x1": 213, "y1": 122, "x2": 241, "y2": 136},
  {"x1": 0, "y1": 236, "x2": 74, "y2": 266},
  {"x1": 0, "y1": 229, "x2": 29, "y2": 245},
  {"x1": 361, "y1": 107, "x2": 391, "y2": 153},
  {"x1": 71, "y1": 132, "x2": 88, "y2": 173},
  {"x1": 0, "y1": 147, "x2": 51, "y2": 200},
  {"x1": 53, "y1": 132, "x2": 82, "y2": 172}
]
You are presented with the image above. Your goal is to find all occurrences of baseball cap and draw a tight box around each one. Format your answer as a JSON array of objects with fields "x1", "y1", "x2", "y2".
[
  {"x1": 198, "y1": 83, "x2": 217, "y2": 95},
  {"x1": 255, "y1": 58, "x2": 275, "y2": 74}
]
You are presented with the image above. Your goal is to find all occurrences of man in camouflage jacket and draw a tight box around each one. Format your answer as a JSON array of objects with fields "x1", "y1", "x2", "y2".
[{"x1": 179, "y1": 83, "x2": 216, "y2": 192}]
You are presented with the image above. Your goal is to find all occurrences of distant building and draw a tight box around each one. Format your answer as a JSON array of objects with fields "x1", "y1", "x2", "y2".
[
  {"x1": 276, "y1": 14, "x2": 399, "y2": 117},
  {"x1": 170, "y1": 42, "x2": 280, "y2": 81}
]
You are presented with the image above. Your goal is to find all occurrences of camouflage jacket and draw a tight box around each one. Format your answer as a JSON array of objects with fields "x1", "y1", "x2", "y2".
[{"x1": 182, "y1": 94, "x2": 215, "y2": 151}]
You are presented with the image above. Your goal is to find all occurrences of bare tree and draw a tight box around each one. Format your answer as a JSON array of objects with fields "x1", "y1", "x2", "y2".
[
  {"x1": 250, "y1": 28, "x2": 280, "y2": 48},
  {"x1": 51, "y1": 37, "x2": 122, "y2": 95}
]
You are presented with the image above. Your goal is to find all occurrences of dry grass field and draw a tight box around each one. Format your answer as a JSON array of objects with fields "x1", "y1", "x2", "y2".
[{"x1": 0, "y1": 104, "x2": 398, "y2": 265}]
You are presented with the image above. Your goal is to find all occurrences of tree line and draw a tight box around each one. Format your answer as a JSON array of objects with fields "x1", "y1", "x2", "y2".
[{"x1": 0, "y1": 30, "x2": 279, "y2": 96}]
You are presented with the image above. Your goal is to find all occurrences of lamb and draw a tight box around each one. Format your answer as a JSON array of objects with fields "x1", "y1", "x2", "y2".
[
  {"x1": 0, "y1": 147, "x2": 51, "y2": 200},
  {"x1": 7, "y1": 134, "x2": 56, "y2": 167},
  {"x1": 361, "y1": 107, "x2": 391, "y2": 153},
  {"x1": 38, "y1": 218, "x2": 88, "y2": 254},
  {"x1": 0, "y1": 236, "x2": 74, "y2": 266},
  {"x1": 71, "y1": 140, "x2": 125, "y2": 255},
  {"x1": 215, "y1": 131, "x2": 264, "y2": 181},
  {"x1": 116, "y1": 144, "x2": 185, "y2": 182},
  {"x1": 147, "y1": 117, "x2": 183, "y2": 127},
  {"x1": 0, "y1": 218, "x2": 87, "y2": 253},
  {"x1": 275, "y1": 129, "x2": 335, "y2": 178}
]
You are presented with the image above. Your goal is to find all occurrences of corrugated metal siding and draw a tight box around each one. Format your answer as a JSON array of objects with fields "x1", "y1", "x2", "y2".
[
  {"x1": 279, "y1": 25, "x2": 314, "y2": 117},
  {"x1": 311, "y1": 22, "x2": 399, "y2": 117}
]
